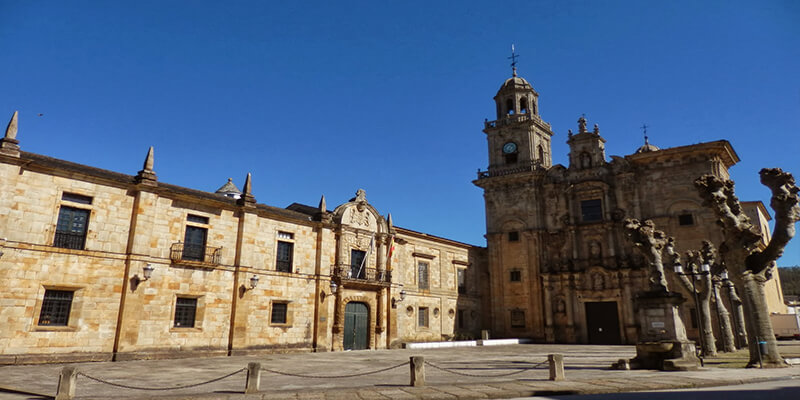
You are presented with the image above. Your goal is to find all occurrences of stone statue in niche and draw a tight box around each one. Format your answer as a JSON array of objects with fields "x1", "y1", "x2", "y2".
[
  {"x1": 589, "y1": 241, "x2": 601, "y2": 259},
  {"x1": 591, "y1": 272, "x2": 604, "y2": 291}
]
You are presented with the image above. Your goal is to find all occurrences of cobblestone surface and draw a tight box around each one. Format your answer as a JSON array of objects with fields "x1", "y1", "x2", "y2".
[{"x1": 0, "y1": 344, "x2": 799, "y2": 399}]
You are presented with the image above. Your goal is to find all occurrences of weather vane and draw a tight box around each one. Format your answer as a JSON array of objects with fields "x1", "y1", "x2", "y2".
[{"x1": 508, "y1": 44, "x2": 519, "y2": 77}]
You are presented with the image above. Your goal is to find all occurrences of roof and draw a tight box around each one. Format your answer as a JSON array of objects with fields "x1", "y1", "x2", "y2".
[
  {"x1": 215, "y1": 178, "x2": 242, "y2": 195},
  {"x1": 625, "y1": 140, "x2": 740, "y2": 168}
]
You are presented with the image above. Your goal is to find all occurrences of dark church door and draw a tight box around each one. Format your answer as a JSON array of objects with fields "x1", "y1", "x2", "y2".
[
  {"x1": 585, "y1": 301, "x2": 621, "y2": 344},
  {"x1": 343, "y1": 302, "x2": 369, "y2": 350}
]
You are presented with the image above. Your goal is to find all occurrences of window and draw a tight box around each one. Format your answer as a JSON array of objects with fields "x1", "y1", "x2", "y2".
[
  {"x1": 186, "y1": 214, "x2": 209, "y2": 224},
  {"x1": 510, "y1": 270, "x2": 521, "y2": 282},
  {"x1": 508, "y1": 231, "x2": 519, "y2": 242},
  {"x1": 276, "y1": 241, "x2": 293, "y2": 272},
  {"x1": 350, "y1": 249, "x2": 366, "y2": 279},
  {"x1": 581, "y1": 199, "x2": 603, "y2": 222},
  {"x1": 418, "y1": 307, "x2": 429, "y2": 327},
  {"x1": 182, "y1": 214, "x2": 209, "y2": 262},
  {"x1": 38, "y1": 289, "x2": 74, "y2": 326},
  {"x1": 504, "y1": 153, "x2": 518, "y2": 164},
  {"x1": 61, "y1": 192, "x2": 92, "y2": 205},
  {"x1": 511, "y1": 309, "x2": 526, "y2": 328},
  {"x1": 457, "y1": 269, "x2": 467, "y2": 294},
  {"x1": 418, "y1": 261, "x2": 429, "y2": 289},
  {"x1": 54, "y1": 204, "x2": 90, "y2": 250},
  {"x1": 520, "y1": 98, "x2": 528, "y2": 113},
  {"x1": 678, "y1": 214, "x2": 694, "y2": 226},
  {"x1": 506, "y1": 98, "x2": 514, "y2": 115},
  {"x1": 174, "y1": 297, "x2": 197, "y2": 328},
  {"x1": 271, "y1": 303, "x2": 288, "y2": 324}
]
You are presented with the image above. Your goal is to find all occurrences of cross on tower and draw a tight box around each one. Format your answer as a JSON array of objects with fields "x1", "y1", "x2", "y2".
[
  {"x1": 508, "y1": 44, "x2": 519, "y2": 77},
  {"x1": 640, "y1": 123, "x2": 649, "y2": 144}
]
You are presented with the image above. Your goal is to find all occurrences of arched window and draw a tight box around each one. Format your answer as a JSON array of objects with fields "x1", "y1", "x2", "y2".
[
  {"x1": 520, "y1": 98, "x2": 528, "y2": 114},
  {"x1": 580, "y1": 152, "x2": 592, "y2": 169},
  {"x1": 538, "y1": 145, "x2": 545, "y2": 162},
  {"x1": 506, "y1": 98, "x2": 515, "y2": 115}
]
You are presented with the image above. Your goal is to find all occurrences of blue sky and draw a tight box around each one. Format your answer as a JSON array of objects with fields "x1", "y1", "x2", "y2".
[{"x1": 2, "y1": 1, "x2": 799, "y2": 266}]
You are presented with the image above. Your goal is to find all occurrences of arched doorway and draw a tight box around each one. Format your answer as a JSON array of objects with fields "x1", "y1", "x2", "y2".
[{"x1": 343, "y1": 302, "x2": 369, "y2": 350}]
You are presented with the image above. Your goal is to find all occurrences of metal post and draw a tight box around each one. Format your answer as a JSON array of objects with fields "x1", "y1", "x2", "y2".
[
  {"x1": 245, "y1": 362, "x2": 261, "y2": 394},
  {"x1": 410, "y1": 356, "x2": 425, "y2": 387},
  {"x1": 548, "y1": 354, "x2": 565, "y2": 381},
  {"x1": 55, "y1": 366, "x2": 77, "y2": 400}
]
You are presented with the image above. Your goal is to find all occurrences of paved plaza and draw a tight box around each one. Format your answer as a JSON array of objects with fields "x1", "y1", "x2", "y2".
[{"x1": 1, "y1": 343, "x2": 799, "y2": 399}]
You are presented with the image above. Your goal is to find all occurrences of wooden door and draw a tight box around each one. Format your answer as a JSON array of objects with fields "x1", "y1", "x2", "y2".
[
  {"x1": 343, "y1": 302, "x2": 369, "y2": 350},
  {"x1": 585, "y1": 301, "x2": 622, "y2": 345}
]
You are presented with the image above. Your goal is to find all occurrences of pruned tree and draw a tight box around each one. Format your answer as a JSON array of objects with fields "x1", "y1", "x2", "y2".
[
  {"x1": 695, "y1": 168, "x2": 800, "y2": 367},
  {"x1": 664, "y1": 239, "x2": 717, "y2": 356},
  {"x1": 623, "y1": 219, "x2": 669, "y2": 291}
]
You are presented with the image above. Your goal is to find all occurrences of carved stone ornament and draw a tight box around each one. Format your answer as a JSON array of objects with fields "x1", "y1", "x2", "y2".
[{"x1": 348, "y1": 207, "x2": 371, "y2": 227}]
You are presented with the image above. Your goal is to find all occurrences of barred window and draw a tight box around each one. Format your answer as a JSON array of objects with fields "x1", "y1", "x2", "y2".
[
  {"x1": 508, "y1": 231, "x2": 519, "y2": 242},
  {"x1": 679, "y1": 214, "x2": 694, "y2": 226},
  {"x1": 457, "y1": 269, "x2": 467, "y2": 294},
  {"x1": 54, "y1": 206, "x2": 90, "y2": 250},
  {"x1": 581, "y1": 199, "x2": 603, "y2": 222},
  {"x1": 174, "y1": 297, "x2": 197, "y2": 328},
  {"x1": 418, "y1": 261, "x2": 429, "y2": 290},
  {"x1": 276, "y1": 241, "x2": 293, "y2": 272},
  {"x1": 38, "y1": 290, "x2": 74, "y2": 326},
  {"x1": 271, "y1": 303, "x2": 288, "y2": 324},
  {"x1": 510, "y1": 270, "x2": 522, "y2": 282},
  {"x1": 418, "y1": 307, "x2": 429, "y2": 327}
]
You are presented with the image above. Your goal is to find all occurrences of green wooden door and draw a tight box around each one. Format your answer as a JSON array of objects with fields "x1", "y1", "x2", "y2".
[{"x1": 343, "y1": 302, "x2": 369, "y2": 350}]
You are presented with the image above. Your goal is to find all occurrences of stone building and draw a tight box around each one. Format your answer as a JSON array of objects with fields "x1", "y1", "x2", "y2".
[
  {"x1": 473, "y1": 71, "x2": 784, "y2": 345},
  {"x1": 0, "y1": 114, "x2": 484, "y2": 363}
]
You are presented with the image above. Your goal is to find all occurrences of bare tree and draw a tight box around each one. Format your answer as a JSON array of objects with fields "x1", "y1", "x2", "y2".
[
  {"x1": 664, "y1": 240, "x2": 717, "y2": 356},
  {"x1": 624, "y1": 219, "x2": 669, "y2": 291},
  {"x1": 695, "y1": 168, "x2": 800, "y2": 367}
]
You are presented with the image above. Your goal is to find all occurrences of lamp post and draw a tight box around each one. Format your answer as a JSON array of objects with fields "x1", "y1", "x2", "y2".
[{"x1": 673, "y1": 261, "x2": 711, "y2": 357}]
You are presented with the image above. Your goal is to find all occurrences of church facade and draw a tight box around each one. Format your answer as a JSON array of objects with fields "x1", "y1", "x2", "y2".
[
  {"x1": 0, "y1": 71, "x2": 786, "y2": 364},
  {"x1": 473, "y1": 72, "x2": 783, "y2": 345}
]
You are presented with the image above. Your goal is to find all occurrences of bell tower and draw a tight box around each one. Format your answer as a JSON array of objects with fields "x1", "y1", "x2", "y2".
[{"x1": 481, "y1": 68, "x2": 554, "y2": 174}]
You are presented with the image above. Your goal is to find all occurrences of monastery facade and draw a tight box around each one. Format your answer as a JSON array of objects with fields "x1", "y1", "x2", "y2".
[{"x1": 0, "y1": 71, "x2": 785, "y2": 364}]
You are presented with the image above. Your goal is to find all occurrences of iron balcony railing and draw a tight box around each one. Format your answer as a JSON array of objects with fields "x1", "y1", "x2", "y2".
[
  {"x1": 53, "y1": 231, "x2": 87, "y2": 250},
  {"x1": 477, "y1": 160, "x2": 544, "y2": 179},
  {"x1": 331, "y1": 263, "x2": 391, "y2": 283},
  {"x1": 170, "y1": 242, "x2": 222, "y2": 265}
]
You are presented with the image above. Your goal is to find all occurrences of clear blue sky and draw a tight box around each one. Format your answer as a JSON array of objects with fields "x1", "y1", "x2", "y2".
[{"x1": 2, "y1": 1, "x2": 799, "y2": 266}]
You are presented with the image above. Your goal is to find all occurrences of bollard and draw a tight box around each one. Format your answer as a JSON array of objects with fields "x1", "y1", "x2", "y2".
[
  {"x1": 55, "y1": 366, "x2": 77, "y2": 400},
  {"x1": 410, "y1": 356, "x2": 425, "y2": 387},
  {"x1": 481, "y1": 330, "x2": 490, "y2": 340},
  {"x1": 548, "y1": 353, "x2": 565, "y2": 381},
  {"x1": 245, "y1": 362, "x2": 261, "y2": 394}
]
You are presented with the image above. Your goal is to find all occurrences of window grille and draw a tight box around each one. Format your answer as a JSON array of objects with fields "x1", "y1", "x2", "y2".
[
  {"x1": 38, "y1": 290, "x2": 74, "y2": 326},
  {"x1": 581, "y1": 199, "x2": 603, "y2": 222},
  {"x1": 271, "y1": 303, "x2": 288, "y2": 324},
  {"x1": 678, "y1": 214, "x2": 694, "y2": 226},
  {"x1": 276, "y1": 241, "x2": 293, "y2": 272},
  {"x1": 418, "y1": 262, "x2": 429, "y2": 289},
  {"x1": 511, "y1": 309, "x2": 526, "y2": 328},
  {"x1": 510, "y1": 270, "x2": 522, "y2": 282},
  {"x1": 457, "y1": 269, "x2": 467, "y2": 294},
  {"x1": 418, "y1": 307, "x2": 429, "y2": 327},
  {"x1": 174, "y1": 297, "x2": 197, "y2": 328},
  {"x1": 508, "y1": 231, "x2": 519, "y2": 242},
  {"x1": 54, "y1": 206, "x2": 90, "y2": 249}
]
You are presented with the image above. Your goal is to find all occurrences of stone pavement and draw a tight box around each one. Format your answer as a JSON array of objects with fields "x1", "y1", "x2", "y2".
[{"x1": 1, "y1": 344, "x2": 798, "y2": 400}]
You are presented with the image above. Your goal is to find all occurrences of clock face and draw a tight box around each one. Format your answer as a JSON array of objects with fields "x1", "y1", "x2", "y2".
[{"x1": 503, "y1": 142, "x2": 517, "y2": 154}]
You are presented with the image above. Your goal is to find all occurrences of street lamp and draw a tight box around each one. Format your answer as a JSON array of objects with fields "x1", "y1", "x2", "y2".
[{"x1": 673, "y1": 261, "x2": 711, "y2": 357}]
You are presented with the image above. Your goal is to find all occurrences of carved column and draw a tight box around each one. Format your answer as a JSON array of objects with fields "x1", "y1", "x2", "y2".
[{"x1": 377, "y1": 234, "x2": 387, "y2": 272}]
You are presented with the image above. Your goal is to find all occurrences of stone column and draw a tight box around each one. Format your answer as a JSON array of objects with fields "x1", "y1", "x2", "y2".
[{"x1": 542, "y1": 275, "x2": 555, "y2": 342}]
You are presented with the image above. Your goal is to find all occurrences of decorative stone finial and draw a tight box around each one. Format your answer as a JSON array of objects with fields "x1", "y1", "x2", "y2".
[
  {"x1": 318, "y1": 195, "x2": 326, "y2": 212},
  {"x1": 135, "y1": 146, "x2": 157, "y2": 184},
  {"x1": 593, "y1": 124, "x2": 599, "y2": 134},
  {"x1": 0, "y1": 111, "x2": 20, "y2": 157},
  {"x1": 578, "y1": 116, "x2": 587, "y2": 133},
  {"x1": 5, "y1": 111, "x2": 18, "y2": 140},
  {"x1": 237, "y1": 173, "x2": 256, "y2": 206},
  {"x1": 387, "y1": 213, "x2": 394, "y2": 229}
]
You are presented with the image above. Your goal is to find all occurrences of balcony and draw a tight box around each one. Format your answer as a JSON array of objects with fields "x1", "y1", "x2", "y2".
[
  {"x1": 484, "y1": 113, "x2": 551, "y2": 130},
  {"x1": 476, "y1": 160, "x2": 543, "y2": 179},
  {"x1": 331, "y1": 263, "x2": 391, "y2": 287},
  {"x1": 170, "y1": 242, "x2": 222, "y2": 266}
]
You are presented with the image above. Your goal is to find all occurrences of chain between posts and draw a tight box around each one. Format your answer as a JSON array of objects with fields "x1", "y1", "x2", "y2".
[
  {"x1": 260, "y1": 361, "x2": 409, "y2": 379},
  {"x1": 424, "y1": 359, "x2": 549, "y2": 377},
  {"x1": 76, "y1": 368, "x2": 246, "y2": 391}
]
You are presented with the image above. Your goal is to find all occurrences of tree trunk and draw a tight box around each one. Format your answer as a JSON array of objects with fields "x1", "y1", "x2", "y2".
[
  {"x1": 725, "y1": 280, "x2": 748, "y2": 349},
  {"x1": 712, "y1": 281, "x2": 736, "y2": 352},
  {"x1": 738, "y1": 271, "x2": 783, "y2": 367},
  {"x1": 677, "y1": 274, "x2": 716, "y2": 356}
]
